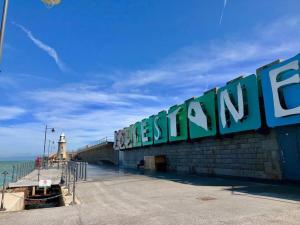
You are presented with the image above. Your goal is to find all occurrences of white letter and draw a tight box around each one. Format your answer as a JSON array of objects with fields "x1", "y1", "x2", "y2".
[
  {"x1": 113, "y1": 131, "x2": 119, "y2": 150},
  {"x1": 168, "y1": 107, "x2": 181, "y2": 137},
  {"x1": 118, "y1": 130, "x2": 125, "y2": 150},
  {"x1": 141, "y1": 120, "x2": 149, "y2": 142},
  {"x1": 124, "y1": 128, "x2": 131, "y2": 148},
  {"x1": 188, "y1": 101, "x2": 208, "y2": 130},
  {"x1": 269, "y1": 60, "x2": 300, "y2": 117},
  {"x1": 220, "y1": 83, "x2": 244, "y2": 128},
  {"x1": 154, "y1": 116, "x2": 161, "y2": 140}
]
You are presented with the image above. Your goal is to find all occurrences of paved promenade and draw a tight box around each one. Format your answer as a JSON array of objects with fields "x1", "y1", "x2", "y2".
[
  {"x1": 8, "y1": 168, "x2": 62, "y2": 188},
  {"x1": 0, "y1": 165, "x2": 300, "y2": 225}
]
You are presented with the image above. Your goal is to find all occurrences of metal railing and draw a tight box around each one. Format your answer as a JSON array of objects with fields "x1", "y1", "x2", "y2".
[
  {"x1": 11, "y1": 161, "x2": 35, "y2": 183},
  {"x1": 76, "y1": 137, "x2": 113, "y2": 153},
  {"x1": 64, "y1": 161, "x2": 88, "y2": 205}
]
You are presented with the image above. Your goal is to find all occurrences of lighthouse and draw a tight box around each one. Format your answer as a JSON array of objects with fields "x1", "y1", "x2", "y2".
[{"x1": 57, "y1": 133, "x2": 68, "y2": 161}]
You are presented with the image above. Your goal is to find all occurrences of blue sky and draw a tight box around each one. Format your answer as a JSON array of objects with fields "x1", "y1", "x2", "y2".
[{"x1": 1, "y1": 0, "x2": 300, "y2": 158}]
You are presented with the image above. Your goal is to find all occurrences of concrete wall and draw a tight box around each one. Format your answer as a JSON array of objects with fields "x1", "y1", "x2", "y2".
[
  {"x1": 77, "y1": 142, "x2": 118, "y2": 165},
  {"x1": 121, "y1": 129, "x2": 282, "y2": 180},
  {"x1": 0, "y1": 192, "x2": 25, "y2": 211}
]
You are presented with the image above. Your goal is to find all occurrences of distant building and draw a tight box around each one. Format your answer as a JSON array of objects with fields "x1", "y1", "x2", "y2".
[{"x1": 57, "y1": 133, "x2": 68, "y2": 160}]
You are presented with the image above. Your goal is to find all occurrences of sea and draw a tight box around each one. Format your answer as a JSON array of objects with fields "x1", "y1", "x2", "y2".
[{"x1": 0, "y1": 161, "x2": 33, "y2": 187}]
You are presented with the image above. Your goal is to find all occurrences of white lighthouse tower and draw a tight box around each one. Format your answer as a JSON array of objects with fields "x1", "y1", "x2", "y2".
[{"x1": 57, "y1": 133, "x2": 68, "y2": 161}]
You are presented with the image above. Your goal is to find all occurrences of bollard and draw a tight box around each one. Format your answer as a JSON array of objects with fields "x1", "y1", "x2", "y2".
[{"x1": 0, "y1": 171, "x2": 8, "y2": 211}]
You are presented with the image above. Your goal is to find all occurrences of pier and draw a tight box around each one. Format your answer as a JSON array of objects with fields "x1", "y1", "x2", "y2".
[{"x1": 1, "y1": 164, "x2": 300, "y2": 225}]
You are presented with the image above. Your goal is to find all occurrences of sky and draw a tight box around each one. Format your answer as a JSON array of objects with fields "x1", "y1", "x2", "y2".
[{"x1": 1, "y1": 0, "x2": 300, "y2": 159}]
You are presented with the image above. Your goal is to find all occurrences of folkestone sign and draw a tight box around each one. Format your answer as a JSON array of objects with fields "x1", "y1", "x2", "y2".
[{"x1": 114, "y1": 54, "x2": 300, "y2": 150}]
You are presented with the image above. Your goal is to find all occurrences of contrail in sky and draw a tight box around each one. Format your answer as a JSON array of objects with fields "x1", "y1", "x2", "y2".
[
  {"x1": 13, "y1": 22, "x2": 67, "y2": 72},
  {"x1": 219, "y1": 0, "x2": 228, "y2": 25}
]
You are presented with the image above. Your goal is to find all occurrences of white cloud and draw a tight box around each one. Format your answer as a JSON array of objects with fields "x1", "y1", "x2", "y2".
[
  {"x1": 0, "y1": 106, "x2": 25, "y2": 120},
  {"x1": 219, "y1": 0, "x2": 228, "y2": 25},
  {"x1": 2, "y1": 15, "x2": 300, "y2": 157},
  {"x1": 13, "y1": 22, "x2": 68, "y2": 72},
  {"x1": 112, "y1": 16, "x2": 300, "y2": 94}
]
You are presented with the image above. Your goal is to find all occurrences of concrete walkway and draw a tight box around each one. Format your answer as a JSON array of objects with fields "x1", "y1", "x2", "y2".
[
  {"x1": 9, "y1": 168, "x2": 62, "y2": 188},
  {"x1": 0, "y1": 165, "x2": 300, "y2": 225}
]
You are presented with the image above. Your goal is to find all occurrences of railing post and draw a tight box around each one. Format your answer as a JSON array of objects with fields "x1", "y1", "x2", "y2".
[
  {"x1": 75, "y1": 163, "x2": 78, "y2": 181},
  {"x1": 72, "y1": 166, "x2": 76, "y2": 205},
  {"x1": 84, "y1": 162, "x2": 87, "y2": 181},
  {"x1": 0, "y1": 171, "x2": 8, "y2": 211},
  {"x1": 81, "y1": 162, "x2": 84, "y2": 179},
  {"x1": 11, "y1": 165, "x2": 15, "y2": 182},
  {"x1": 79, "y1": 162, "x2": 82, "y2": 179}
]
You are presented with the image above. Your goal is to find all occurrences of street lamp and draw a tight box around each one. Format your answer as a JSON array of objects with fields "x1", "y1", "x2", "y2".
[{"x1": 43, "y1": 125, "x2": 55, "y2": 168}]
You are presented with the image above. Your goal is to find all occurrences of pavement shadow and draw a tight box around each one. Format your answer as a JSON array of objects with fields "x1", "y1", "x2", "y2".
[
  {"x1": 124, "y1": 168, "x2": 300, "y2": 203},
  {"x1": 87, "y1": 163, "x2": 300, "y2": 203}
]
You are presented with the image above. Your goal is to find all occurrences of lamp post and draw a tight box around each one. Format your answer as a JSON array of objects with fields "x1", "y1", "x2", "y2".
[
  {"x1": 47, "y1": 140, "x2": 55, "y2": 168},
  {"x1": 43, "y1": 125, "x2": 55, "y2": 168}
]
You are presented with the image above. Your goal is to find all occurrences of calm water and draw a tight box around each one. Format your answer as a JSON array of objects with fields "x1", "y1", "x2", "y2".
[{"x1": 0, "y1": 161, "x2": 34, "y2": 187}]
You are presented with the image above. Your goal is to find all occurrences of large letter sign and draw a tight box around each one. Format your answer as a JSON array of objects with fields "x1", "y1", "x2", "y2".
[
  {"x1": 261, "y1": 54, "x2": 300, "y2": 127},
  {"x1": 132, "y1": 122, "x2": 142, "y2": 147},
  {"x1": 124, "y1": 127, "x2": 132, "y2": 149},
  {"x1": 188, "y1": 89, "x2": 217, "y2": 139},
  {"x1": 168, "y1": 103, "x2": 188, "y2": 142},
  {"x1": 153, "y1": 111, "x2": 168, "y2": 144},
  {"x1": 217, "y1": 74, "x2": 261, "y2": 134},
  {"x1": 113, "y1": 131, "x2": 120, "y2": 150},
  {"x1": 113, "y1": 54, "x2": 300, "y2": 151},
  {"x1": 141, "y1": 117, "x2": 154, "y2": 146}
]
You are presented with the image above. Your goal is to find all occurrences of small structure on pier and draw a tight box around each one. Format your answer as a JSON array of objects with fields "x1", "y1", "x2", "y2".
[{"x1": 57, "y1": 133, "x2": 68, "y2": 161}]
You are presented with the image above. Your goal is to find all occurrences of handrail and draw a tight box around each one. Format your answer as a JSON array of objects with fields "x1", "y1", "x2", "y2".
[{"x1": 76, "y1": 137, "x2": 113, "y2": 153}]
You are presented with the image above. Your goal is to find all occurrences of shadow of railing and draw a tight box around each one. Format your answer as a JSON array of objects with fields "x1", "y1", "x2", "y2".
[
  {"x1": 85, "y1": 163, "x2": 300, "y2": 203},
  {"x1": 124, "y1": 168, "x2": 300, "y2": 203}
]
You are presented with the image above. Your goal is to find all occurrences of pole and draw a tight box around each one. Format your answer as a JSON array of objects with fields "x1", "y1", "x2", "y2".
[
  {"x1": 11, "y1": 165, "x2": 15, "y2": 182},
  {"x1": 37, "y1": 158, "x2": 41, "y2": 182},
  {"x1": 16, "y1": 164, "x2": 19, "y2": 181},
  {"x1": 84, "y1": 162, "x2": 87, "y2": 181},
  {"x1": 72, "y1": 166, "x2": 76, "y2": 205},
  {"x1": 47, "y1": 139, "x2": 51, "y2": 169},
  {"x1": 0, "y1": 0, "x2": 9, "y2": 63},
  {"x1": 75, "y1": 163, "x2": 78, "y2": 181},
  {"x1": 67, "y1": 163, "x2": 71, "y2": 195},
  {"x1": 43, "y1": 125, "x2": 47, "y2": 169},
  {"x1": 0, "y1": 171, "x2": 8, "y2": 211}
]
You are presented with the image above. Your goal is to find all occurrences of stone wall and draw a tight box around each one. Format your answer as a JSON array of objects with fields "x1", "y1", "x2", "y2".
[
  {"x1": 121, "y1": 129, "x2": 282, "y2": 180},
  {"x1": 77, "y1": 142, "x2": 118, "y2": 165}
]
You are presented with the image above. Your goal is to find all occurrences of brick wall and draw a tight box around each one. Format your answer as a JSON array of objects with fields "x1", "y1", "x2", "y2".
[{"x1": 121, "y1": 129, "x2": 282, "y2": 180}]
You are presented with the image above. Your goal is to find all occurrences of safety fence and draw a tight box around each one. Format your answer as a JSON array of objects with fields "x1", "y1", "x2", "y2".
[
  {"x1": 0, "y1": 160, "x2": 88, "y2": 210},
  {"x1": 11, "y1": 161, "x2": 35, "y2": 183},
  {"x1": 76, "y1": 137, "x2": 113, "y2": 153}
]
